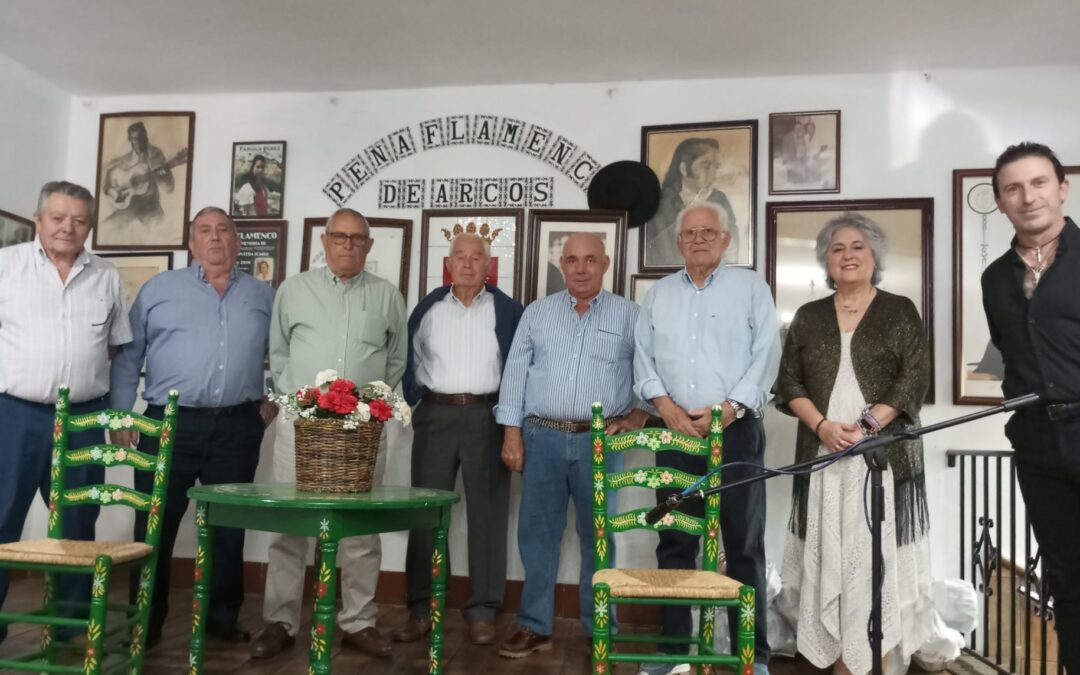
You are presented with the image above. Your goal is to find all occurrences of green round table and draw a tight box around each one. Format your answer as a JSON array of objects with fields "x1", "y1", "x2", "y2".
[{"x1": 186, "y1": 483, "x2": 459, "y2": 675}]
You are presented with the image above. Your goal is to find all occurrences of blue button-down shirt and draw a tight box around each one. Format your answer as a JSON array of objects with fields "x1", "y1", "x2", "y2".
[
  {"x1": 496, "y1": 290, "x2": 643, "y2": 426},
  {"x1": 111, "y1": 264, "x2": 275, "y2": 409},
  {"x1": 635, "y1": 265, "x2": 780, "y2": 411}
]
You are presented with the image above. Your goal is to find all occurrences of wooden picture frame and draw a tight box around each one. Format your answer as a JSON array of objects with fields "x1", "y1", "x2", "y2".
[
  {"x1": 629, "y1": 272, "x2": 666, "y2": 303},
  {"x1": 640, "y1": 119, "x2": 757, "y2": 271},
  {"x1": 768, "y1": 110, "x2": 841, "y2": 195},
  {"x1": 301, "y1": 217, "x2": 412, "y2": 294},
  {"x1": 230, "y1": 141, "x2": 287, "y2": 219},
  {"x1": 765, "y1": 198, "x2": 935, "y2": 402},
  {"x1": 235, "y1": 220, "x2": 288, "y2": 288},
  {"x1": 525, "y1": 209, "x2": 628, "y2": 304},
  {"x1": 98, "y1": 252, "x2": 174, "y2": 309},
  {"x1": 93, "y1": 111, "x2": 195, "y2": 250},
  {"x1": 952, "y1": 166, "x2": 1080, "y2": 404},
  {"x1": 419, "y1": 208, "x2": 524, "y2": 300},
  {"x1": 0, "y1": 208, "x2": 34, "y2": 249}
]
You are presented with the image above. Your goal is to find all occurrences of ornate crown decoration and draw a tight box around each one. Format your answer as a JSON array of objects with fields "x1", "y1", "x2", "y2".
[{"x1": 440, "y1": 221, "x2": 503, "y2": 244}]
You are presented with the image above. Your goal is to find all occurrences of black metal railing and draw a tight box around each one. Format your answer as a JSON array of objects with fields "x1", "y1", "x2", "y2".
[{"x1": 946, "y1": 450, "x2": 1062, "y2": 675}]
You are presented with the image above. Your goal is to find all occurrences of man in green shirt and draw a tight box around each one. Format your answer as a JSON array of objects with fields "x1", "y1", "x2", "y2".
[{"x1": 251, "y1": 208, "x2": 407, "y2": 659}]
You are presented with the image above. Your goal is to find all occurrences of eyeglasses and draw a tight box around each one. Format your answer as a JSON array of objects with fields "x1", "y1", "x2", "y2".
[
  {"x1": 326, "y1": 232, "x2": 370, "y2": 246},
  {"x1": 678, "y1": 227, "x2": 721, "y2": 243}
]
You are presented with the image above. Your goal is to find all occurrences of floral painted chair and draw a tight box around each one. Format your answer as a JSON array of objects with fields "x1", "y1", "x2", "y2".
[
  {"x1": 589, "y1": 403, "x2": 755, "y2": 675},
  {"x1": 0, "y1": 387, "x2": 179, "y2": 674}
]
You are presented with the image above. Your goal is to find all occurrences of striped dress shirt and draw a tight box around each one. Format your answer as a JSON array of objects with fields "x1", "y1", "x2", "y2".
[
  {"x1": 496, "y1": 290, "x2": 643, "y2": 426},
  {"x1": 414, "y1": 288, "x2": 501, "y2": 394},
  {"x1": 0, "y1": 240, "x2": 132, "y2": 403}
]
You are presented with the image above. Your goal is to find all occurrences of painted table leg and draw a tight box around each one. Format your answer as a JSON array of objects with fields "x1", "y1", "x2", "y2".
[
  {"x1": 188, "y1": 503, "x2": 212, "y2": 675},
  {"x1": 428, "y1": 522, "x2": 449, "y2": 675},
  {"x1": 310, "y1": 539, "x2": 338, "y2": 675}
]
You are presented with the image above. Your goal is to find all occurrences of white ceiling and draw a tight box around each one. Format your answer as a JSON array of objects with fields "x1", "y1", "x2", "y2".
[{"x1": 4, "y1": 0, "x2": 1080, "y2": 96}]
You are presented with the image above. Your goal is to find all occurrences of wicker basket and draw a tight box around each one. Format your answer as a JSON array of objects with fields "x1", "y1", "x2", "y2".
[{"x1": 293, "y1": 417, "x2": 383, "y2": 492}]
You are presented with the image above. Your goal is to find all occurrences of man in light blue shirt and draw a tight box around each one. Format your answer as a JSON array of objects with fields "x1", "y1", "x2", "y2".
[
  {"x1": 496, "y1": 233, "x2": 649, "y2": 659},
  {"x1": 111, "y1": 206, "x2": 275, "y2": 647},
  {"x1": 635, "y1": 203, "x2": 780, "y2": 675}
]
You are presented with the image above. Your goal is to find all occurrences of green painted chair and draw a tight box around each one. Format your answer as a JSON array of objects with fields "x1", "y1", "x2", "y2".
[
  {"x1": 0, "y1": 386, "x2": 179, "y2": 674},
  {"x1": 589, "y1": 403, "x2": 755, "y2": 675}
]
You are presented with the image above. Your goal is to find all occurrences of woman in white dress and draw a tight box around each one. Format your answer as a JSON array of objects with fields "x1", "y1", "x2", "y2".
[{"x1": 773, "y1": 213, "x2": 934, "y2": 675}]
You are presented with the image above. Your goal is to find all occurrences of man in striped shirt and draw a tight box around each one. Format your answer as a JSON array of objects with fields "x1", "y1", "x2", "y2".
[
  {"x1": 0, "y1": 181, "x2": 132, "y2": 643},
  {"x1": 496, "y1": 233, "x2": 649, "y2": 659}
]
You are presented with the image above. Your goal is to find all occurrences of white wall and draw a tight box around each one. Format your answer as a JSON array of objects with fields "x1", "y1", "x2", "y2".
[{"x1": 34, "y1": 63, "x2": 1080, "y2": 588}]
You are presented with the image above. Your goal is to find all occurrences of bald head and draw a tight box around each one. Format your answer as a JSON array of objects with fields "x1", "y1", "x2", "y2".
[{"x1": 560, "y1": 232, "x2": 610, "y2": 301}]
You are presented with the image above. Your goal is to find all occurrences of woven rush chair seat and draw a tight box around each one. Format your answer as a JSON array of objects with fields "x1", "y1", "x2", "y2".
[
  {"x1": 0, "y1": 539, "x2": 152, "y2": 566},
  {"x1": 593, "y1": 567, "x2": 743, "y2": 599}
]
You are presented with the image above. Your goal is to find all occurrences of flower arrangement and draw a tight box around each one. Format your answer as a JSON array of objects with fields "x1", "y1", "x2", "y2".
[{"x1": 269, "y1": 369, "x2": 411, "y2": 430}]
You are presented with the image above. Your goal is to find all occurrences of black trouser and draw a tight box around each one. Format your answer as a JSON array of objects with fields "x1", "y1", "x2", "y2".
[
  {"x1": 654, "y1": 416, "x2": 769, "y2": 662},
  {"x1": 1014, "y1": 461, "x2": 1080, "y2": 674},
  {"x1": 404, "y1": 401, "x2": 509, "y2": 622},
  {"x1": 129, "y1": 403, "x2": 264, "y2": 632}
]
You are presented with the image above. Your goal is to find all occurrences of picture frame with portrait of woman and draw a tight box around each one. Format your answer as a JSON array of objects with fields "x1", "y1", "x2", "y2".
[
  {"x1": 235, "y1": 219, "x2": 287, "y2": 288},
  {"x1": 525, "y1": 209, "x2": 627, "y2": 304},
  {"x1": 301, "y1": 216, "x2": 412, "y2": 296},
  {"x1": 419, "y1": 208, "x2": 524, "y2": 300},
  {"x1": 768, "y1": 110, "x2": 841, "y2": 195},
  {"x1": 230, "y1": 141, "x2": 286, "y2": 219},
  {"x1": 640, "y1": 120, "x2": 757, "y2": 271},
  {"x1": 0, "y1": 209, "x2": 34, "y2": 249},
  {"x1": 765, "y1": 198, "x2": 935, "y2": 401}
]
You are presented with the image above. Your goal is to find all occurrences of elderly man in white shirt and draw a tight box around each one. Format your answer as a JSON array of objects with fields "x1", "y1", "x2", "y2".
[{"x1": 0, "y1": 181, "x2": 132, "y2": 644}]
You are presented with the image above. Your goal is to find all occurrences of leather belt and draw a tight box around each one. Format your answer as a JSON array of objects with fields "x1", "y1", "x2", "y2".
[
  {"x1": 526, "y1": 415, "x2": 608, "y2": 433},
  {"x1": 423, "y1": 392, "x2": 498, "y2": 406},
  {"x1": 1046, "y1": 401, "x2": 1080, "y2": 422}
]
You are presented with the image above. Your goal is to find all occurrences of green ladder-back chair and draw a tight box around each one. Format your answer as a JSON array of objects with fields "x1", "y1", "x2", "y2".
[
  {"x1": 590, "y1": 403, "x2": 755, "y2": 675},
  {"x1": 0, "y1": 387, "x2": 179, "y2": 675}
]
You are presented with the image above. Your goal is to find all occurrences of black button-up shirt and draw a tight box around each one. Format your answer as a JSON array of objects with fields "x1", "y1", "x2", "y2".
[{"x1": 983, "y1": 217, "x2": 1080, "y2": 466}]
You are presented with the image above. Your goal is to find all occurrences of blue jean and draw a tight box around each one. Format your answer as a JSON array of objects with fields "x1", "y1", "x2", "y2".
[
  {"x1": 0, "y1": 393, "x2": 105, "y2": 640},
  {"x1": 516, "y1": 421, "x2": 621, "y2": 636}
]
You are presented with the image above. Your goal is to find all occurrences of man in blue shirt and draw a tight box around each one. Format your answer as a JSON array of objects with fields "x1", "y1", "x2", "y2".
[
  {"x1": 496, "y1": 233, "x2": 649, "y2": 659},
  {"x1": 111, "y1": 206, "x2": 276, "y2": 647},
  {"x1": 635, "y1": 203, "x2": 780, "y2": 675}
]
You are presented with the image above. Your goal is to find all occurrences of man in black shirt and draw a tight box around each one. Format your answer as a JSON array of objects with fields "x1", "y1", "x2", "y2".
[{"x1": 982, "y1": 141, "x2": 1077, "y2": 672}]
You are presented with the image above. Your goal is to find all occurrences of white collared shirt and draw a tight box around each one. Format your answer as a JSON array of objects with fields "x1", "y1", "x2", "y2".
[
  {"x1": 414, "y1": 287, "x2": 501, "y2": 395},
  {"x1": 0, "y1": 240, "x2": 132, "y2": 403}
]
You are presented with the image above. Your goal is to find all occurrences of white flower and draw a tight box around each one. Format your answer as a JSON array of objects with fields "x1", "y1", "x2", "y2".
[
  {"x1": 102, "y1": 450, "x2": 115, "y2": 464},
  {"x1": 100, "y1": 492, "x2": 112, "y2": 504},
  {"x1": 121, "y1": 415, "x2": 134, "y2": 428},
  {"x1": 355, "y1": 401, "x2": 371, "y2": 422},
  {"x1": 112, "y1": 489, "x2": 123, "y2": 501},
  {"x1": 108, "y1": 417, "x2": 123, "y2": 430},
  {"x1": 96, "y1": 413, "x2": 109, "y2": 426},
  {"x1": 315, "y1": 369, "x2": 339, "y2": 387},
  {"x1": 633, "y1": 469, "x2": 647, "y2": 484},
  {"x1": 90, "y1": 447, "x2": 102, "y2": 460},
  {"x1": 88, "y1": 487, "x2": 101, "y2": 500}
]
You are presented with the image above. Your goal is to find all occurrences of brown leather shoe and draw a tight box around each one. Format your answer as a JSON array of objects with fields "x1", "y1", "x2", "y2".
[
  {"x1": 342, "y1": 626, "x2": 392, "y2": 657},
  {"x1": 498, "y1": 625, "x2": 552, "y2": 658},
  {"x1": 391, "y1": 616, "x2": 430, "y2": 643},
  {"x1": 468, "y1": 620, "x2": 497, "y2": 645},
  {"x1": 250, "y1": 622, "x2": 295, "y2": 659}
]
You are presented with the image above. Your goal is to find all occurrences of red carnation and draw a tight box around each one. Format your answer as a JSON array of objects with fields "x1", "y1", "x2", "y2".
[
  {"x1": 369, "y1": 399, "x2": 393, "y2": 422},
  {"x1": 318, "y1": 391, "x2": 358, "y2": 415},
  {"x1": 329, "y1": 378, "x2": 357, "y2": 395}
]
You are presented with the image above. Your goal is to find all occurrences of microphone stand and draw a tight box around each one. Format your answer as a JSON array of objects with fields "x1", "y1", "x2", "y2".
[{"x1": 644, "y1": 393, "x2": 1040, "y2": 675}]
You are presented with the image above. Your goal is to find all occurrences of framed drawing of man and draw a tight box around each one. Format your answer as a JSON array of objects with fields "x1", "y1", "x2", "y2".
[
  {"x1": 952, "y1": 166, "x2": 1080, "y2": 404},
  {"x1": 640, "y1": 119, "x2": 757, "y2": 271},
  {"x1": 419, "y1": 208, "x2": 524, "y2": 299},
  {"x1": 301, "y1": 216, "x2": 412, "y2": 295},
  {"x1": 0, "y1": 209, "x2": 34, "y2": 249},
  {"x1": 230, "y1": 141, "x2": 286, "y2": 219},
  {"x1": 235, "y1": 220, "x2": 288, "y2": 288},
  {"x1": 525, "y1": 209, "x2": 627, "y2": 304},
  {"x1": 768, "y1": 110, "x2": 841, "y2": 195},
  {"x1": 93, "y1": 111, "x2": 194, "y2": 250}
]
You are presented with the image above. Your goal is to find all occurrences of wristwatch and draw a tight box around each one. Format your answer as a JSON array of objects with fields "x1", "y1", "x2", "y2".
[{"x1": 726, "y1": 399, "x2": 746, "y2": 420}]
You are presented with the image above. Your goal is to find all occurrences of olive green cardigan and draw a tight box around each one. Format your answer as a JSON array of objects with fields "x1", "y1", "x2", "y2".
[{"x1": 773, "y1": 289, "x2": 930, "y2": 545}]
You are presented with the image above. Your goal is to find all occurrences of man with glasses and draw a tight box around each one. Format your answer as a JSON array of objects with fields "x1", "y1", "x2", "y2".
[
  {"x1": 251, "y1": 208, "x2": 407, "y2": 659},
  {"x1": 634, "y1": 203, "x2": 780, "y2": 675}
]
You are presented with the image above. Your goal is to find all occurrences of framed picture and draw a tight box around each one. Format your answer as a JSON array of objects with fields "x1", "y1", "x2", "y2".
[
  {"x1": 301, "y1": 217, "x2": 412, "y2": 294},
  {"x1": 235, "y1": 220, "x2": 287, "y2": 288},
  {"x1": 526, "y1": 209, "x2": 628, "y2": 304},
  {"x1": 93, "y1": 111, "x2": 195, "y2": 250},
  {"x1": 629, "y1": 272, "x2": 666, "y2": 303},
  {"x1": 0, "y1": 208, "x2": 34, "y2": 249},
  {"x1": 419, "y1": 208, "x2": 524, "y2": 300},
  {"x1": 765, "y1": 198, "x2": 935, "y2": 402},
  {"x1": 952, "y1": 166, "x2": 1080, "y2": 404},
  {"x1": 230, "y1": 141, "x2": 286, "y2": 219},
  {"x1": 768, "y1": 110, "x2": 841, "y2": 195},
  {"x1": 640, "y1": 119, "x2": 757, "y2": 271},
  {"x1": 98, "y1": 252, "x2": 174, "y2": 309}
]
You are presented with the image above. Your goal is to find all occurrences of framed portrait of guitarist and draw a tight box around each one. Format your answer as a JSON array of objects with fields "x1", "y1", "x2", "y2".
[{"x1": 93, "y1": 111, "x2": 195, "y2": 250}]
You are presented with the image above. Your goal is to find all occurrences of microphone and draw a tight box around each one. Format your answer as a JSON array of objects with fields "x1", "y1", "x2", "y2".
[
  {"x1": 1002, "y1": 393, "x2": 1041, "y2": 412},
  {"x1": 644, "y1": 494, "x2": 683, "y2": 525}
]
